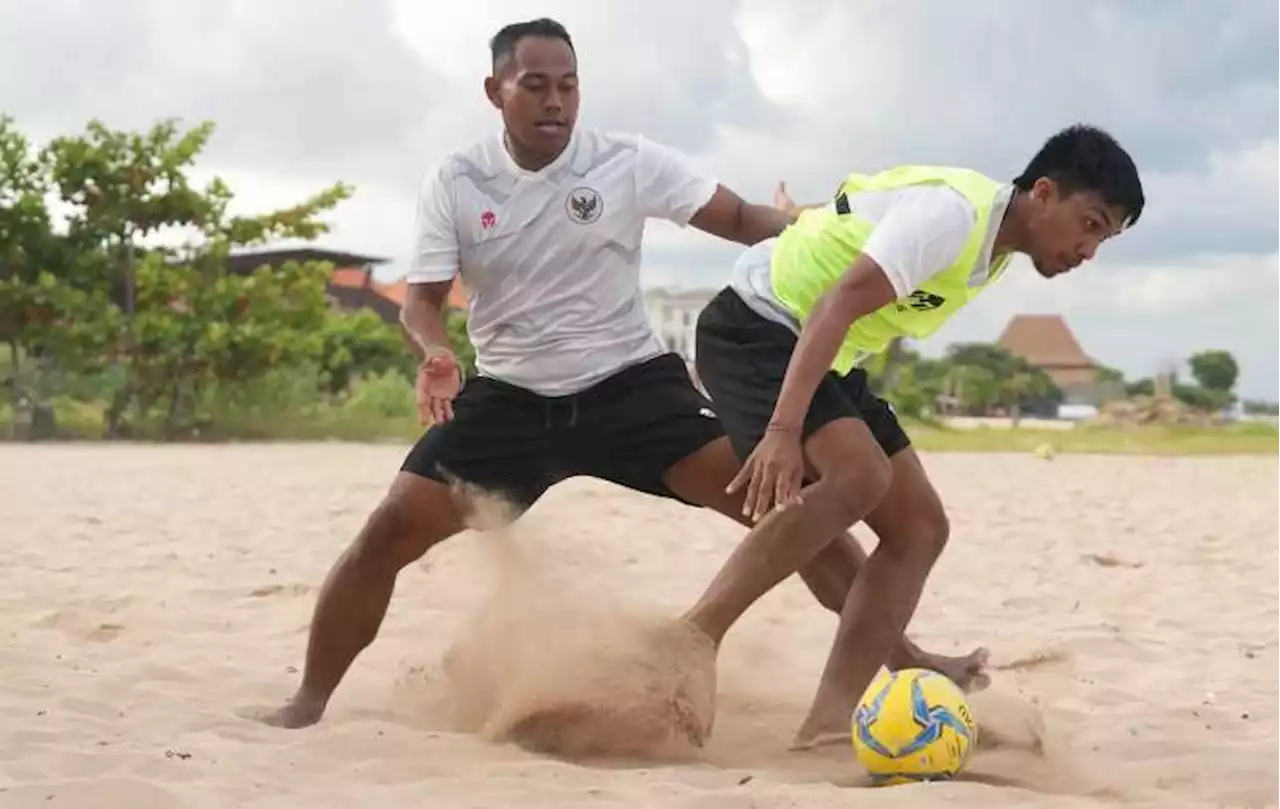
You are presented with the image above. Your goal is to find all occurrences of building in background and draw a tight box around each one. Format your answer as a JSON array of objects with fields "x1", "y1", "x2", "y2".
[
  {"x1": 226, "y1": 247, "x2": 468, "y2": 321},
  {"x1": 642, "y1": 287, "x2": 717, "y2": 365},
  {"x1": 996, "y1": 314, "x2": 1104, "y2": 407}
]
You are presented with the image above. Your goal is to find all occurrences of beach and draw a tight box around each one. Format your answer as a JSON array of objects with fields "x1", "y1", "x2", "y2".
[{"x1": 1, "y1": 444, "x2": 1276, "y2": 808}]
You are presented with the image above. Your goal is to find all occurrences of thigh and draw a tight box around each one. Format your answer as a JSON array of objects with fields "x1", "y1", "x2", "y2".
[
  {"x1": 568, "y1": 353, "x2": 725, "y2": 502},
  {"x1": 835, "y1": 369, "x2": 912, "y2": 458},
  {"x1": 695, "y1": 287, "x2": 862, "y2": 463},
  {"x1": 400, "y1": 377, "x2": 558, "y2": 511}
]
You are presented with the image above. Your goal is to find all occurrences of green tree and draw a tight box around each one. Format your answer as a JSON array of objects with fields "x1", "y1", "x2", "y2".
[
  {"x1": 1242, "y1": 399, "x2": 1279, "y2": 416},
  {"x1": 0, "y1": 115, "x2": 125, "y2": 437},
  {"x1": 9, "y1": 116, "x2": 352, "y2": 437},
  {"x1": 0, "y1": 116, "x2": 54, "y2": 436},
  {"x1": 938, "y1": 342, "x2": 1060, "y2": 417},
  {"x1": 1187, "y1": 350, "x2": 1239, "y2": 396},
  {"x1": 1172, "y1": 382, "x2": 1222, "y2": 411},
  {"x1": 318, "y1": 308, "x2": 417, "y2": 395},
  {"x1": 1003, "y1": 369, "x2": 1054, "y2": 426},
  {"x1": 1125, "y1": 377, "x2": 1155, "y2": 397},
  {"x1": 946, "y1": 364, "x2": 1000, "y2": 414}
]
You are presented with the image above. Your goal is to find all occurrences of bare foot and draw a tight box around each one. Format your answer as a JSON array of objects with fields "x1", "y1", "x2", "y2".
[
  {"x1": 789, "y1": 728, "x2": 852, "y2": 752},
  {"x1": 900, "y1": 647, "x2": 991, "y2": 692},
  {"x1": 789, "y1": 692, "x2": 857, "y2": 752},
  {"x1": 253, "y1": 695, "x2": 326, "y2": 729}
]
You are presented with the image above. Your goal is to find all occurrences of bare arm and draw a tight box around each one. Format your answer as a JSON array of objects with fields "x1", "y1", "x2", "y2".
[
  {"x1": 768, "y1": 255, "x2": 897, "y2": 430},
  {"x1": 399, "y1": 281, "x2": 454, "y2": 359},
  {"x1": 688, "y1": 184, "x2": 798, "y2": 246}
]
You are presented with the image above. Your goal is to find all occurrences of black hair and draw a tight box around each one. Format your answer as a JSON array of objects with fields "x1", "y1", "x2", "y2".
[
  {"x1": 489, "y1": 17, "x2": 574, "y2": 73},
  {"x1": 1014, "y1": 124, "x2": 1145, "y2": 228}
]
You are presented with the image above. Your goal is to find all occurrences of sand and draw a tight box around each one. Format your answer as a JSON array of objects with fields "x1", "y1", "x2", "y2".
[{"x1": 1, "y1": 443, "x2": 1276, "y2": 808}]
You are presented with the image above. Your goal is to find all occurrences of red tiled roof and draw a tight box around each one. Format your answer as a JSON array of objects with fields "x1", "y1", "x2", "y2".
[{"x1": 330, "y1": 267, "x2": 370, "y2": 290}]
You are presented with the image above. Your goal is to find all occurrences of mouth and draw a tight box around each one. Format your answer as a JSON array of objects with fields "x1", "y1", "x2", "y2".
[{"x1": 533, "y1": 121, "x2": 568, "y2": 135}]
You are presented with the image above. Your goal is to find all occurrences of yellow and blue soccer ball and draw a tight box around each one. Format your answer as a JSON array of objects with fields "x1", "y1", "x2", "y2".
[{"x1": 851, "y1": 668, "x2": 977, "y2": 785}]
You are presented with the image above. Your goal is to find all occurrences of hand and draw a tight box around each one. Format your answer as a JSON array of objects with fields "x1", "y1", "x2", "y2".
[
  {"x1": 772, "y1": 180, "x2": 797, "y2": 215},
  {"x1": 416, "y1": 347, "x2": 462, "y2": 425},
  {"x1": 727, "y1": 426, "x2": 806, "y2": 523}
]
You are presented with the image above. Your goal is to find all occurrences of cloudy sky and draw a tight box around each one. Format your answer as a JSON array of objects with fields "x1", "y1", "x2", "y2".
[{"x1": 2, "y1": 0, "x2": 1276, "y2": 398}]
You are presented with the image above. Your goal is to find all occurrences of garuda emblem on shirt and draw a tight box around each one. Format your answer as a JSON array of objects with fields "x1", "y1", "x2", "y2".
[{"x1": 566, "y1": 187, "x2": 603, "y2": 224}]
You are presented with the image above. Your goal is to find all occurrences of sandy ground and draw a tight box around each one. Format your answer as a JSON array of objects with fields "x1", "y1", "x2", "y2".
[{"x1": 1, "y1": 444, "x2": 1276, "y2": 808}]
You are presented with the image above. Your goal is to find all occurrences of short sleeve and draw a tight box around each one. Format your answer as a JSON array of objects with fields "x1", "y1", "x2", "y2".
[
  {"x1": 633, "y1": 135, "x2": 719, "y2": 226},
  {"x1": 860, "y1": 187, "x2": 977, "y2": 297},
  {"x1": 406, "y1": 162, "x2": 459, "y2": 283}
]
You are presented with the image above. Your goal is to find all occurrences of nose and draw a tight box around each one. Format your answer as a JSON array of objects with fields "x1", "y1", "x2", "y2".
[
  {"x1": 544, "y1": 87, "x2": 563, "y2": 114},
  {"x1": 1077, "y1": 238, "x2": 1100, "y2": 262}
]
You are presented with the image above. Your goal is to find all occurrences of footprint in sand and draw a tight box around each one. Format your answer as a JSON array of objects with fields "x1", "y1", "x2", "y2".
[{"x1": 246, "y1": 583, "x2": 311, "y2": 598}]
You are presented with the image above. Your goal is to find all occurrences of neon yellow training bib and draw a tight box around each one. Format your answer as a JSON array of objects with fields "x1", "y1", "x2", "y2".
[{"x1": 769, "y1": 165, "x2": 1011, "y2": 374}]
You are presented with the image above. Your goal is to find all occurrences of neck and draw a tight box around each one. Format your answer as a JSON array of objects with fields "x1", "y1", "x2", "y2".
[
  {"x1": 503, "y1": 131, "x2": 562, "y2": 172},
  {"x1": 993, "y1": 189, "x2": 1033, "y2": 257}
]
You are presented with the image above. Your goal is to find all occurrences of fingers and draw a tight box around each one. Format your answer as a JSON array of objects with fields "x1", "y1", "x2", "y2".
[
  {"x1": 748, "y1": 463, "x2": 807, "y2": 522},
  {"x1": 726, "y1": 461, "x2": 751, "y2": 495},
  {"x1": 416, "y1": 382, "x2": 431, "y2": 425},
  {"x1": 774, "y1": 466, "x2": 803, "y2": 513},
  {"x1": 744, "y1": 461, "x2": 769, "y2": 521},
  {"x1": 428, "y1": 395, "x2": 454, "y2": 425}
]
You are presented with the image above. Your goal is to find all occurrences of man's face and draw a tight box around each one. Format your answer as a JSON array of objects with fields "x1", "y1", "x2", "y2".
[
  {"x1": 1023, "y1": 178, "x2": 1129, "y2": 278},
  {"x1": 486, "y1": 36, "x2": 579, "y2": 162}
]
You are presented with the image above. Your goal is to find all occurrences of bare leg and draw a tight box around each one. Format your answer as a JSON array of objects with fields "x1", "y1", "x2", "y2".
[
  {"x1": 801, "y1": 537, "x2": 987, "y2": 691},
  {"x1": 792, "y1": 448, "x2": 950, "y2": 749},
  {"x1": 664, "y1": 436, "x2": 985, "y2": 687},
  {"x1": 672, "y1": 424, "x2": 891, "y2": 644},
  {"x1": 258, "y1": 473, "x2": 469, "y2": 728}
]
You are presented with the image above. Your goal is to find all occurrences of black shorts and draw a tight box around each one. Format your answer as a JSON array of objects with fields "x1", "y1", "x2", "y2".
[
  {"x1": 400, "y1": 352, "x2": 724, "y2": 509},
  {"x1": 694, "y1": 287, "x2": 911, "y2": 462}
]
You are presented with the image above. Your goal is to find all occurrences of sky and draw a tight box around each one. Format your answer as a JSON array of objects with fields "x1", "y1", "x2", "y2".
[{"x1": 1, "y1": 0, "x2": 1276, "y2": 399}]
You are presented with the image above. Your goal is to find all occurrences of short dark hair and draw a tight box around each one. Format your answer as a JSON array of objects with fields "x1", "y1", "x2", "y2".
[
  {"x1": 1014, "y1": 124, "x2": 1145, "y2": 228},
  {"x1": 489, "y1": 17, "x2": 574, "y2": 73}
]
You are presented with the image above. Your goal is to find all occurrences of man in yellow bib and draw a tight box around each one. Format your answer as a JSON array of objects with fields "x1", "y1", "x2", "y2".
[{"x1": 682, "y1": 124, "x2": 1145, "y2": 748}]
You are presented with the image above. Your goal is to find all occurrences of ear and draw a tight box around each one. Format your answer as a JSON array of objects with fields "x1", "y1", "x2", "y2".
[
  {"x1": 1029, "y1": 176, "x2": 1059, "y2": 205},
  {"x1": 483, "y1": 76, "x2": 503, "y2": 110}
]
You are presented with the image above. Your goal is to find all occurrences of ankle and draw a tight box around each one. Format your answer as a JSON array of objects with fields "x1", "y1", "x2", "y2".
[
  {"x1": 291, "y1": 685, "x2": 330, "y2": 711},
  {"x1": 680, "y1": 608, "x2": 726, "y2": 649}
]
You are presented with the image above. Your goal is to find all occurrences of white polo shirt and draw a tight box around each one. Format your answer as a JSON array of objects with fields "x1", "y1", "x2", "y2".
[{"x1": 409, "y1": 128, "x2": 719, "y2": 396}]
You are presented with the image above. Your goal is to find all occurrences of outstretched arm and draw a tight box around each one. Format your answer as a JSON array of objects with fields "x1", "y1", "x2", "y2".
[{"x1": 688, "y1": 184, "x2": 798, "y2": 246}]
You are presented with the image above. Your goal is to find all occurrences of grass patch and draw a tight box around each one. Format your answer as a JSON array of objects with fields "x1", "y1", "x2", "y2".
[
  {"x1": 3, "y1": 373, "x2": 1276, "y2": 457},
  {"x1": 906, "y1": 420, "x2": 1278, "y2": 455}
]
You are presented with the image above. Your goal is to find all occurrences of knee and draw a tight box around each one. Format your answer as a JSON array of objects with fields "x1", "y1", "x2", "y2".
[
  {"x1": 350, "y1": 492, "x2": 448, "y2": 573},
  {"x1": 822, "y1": 453, "x2": 893, "y2": 527},
  {"x1": 917, "y1": 509, "x2": 950, "y2": 559},
  {"x1": 893, "y1": 509, "x2": 950, "y2": 564}
]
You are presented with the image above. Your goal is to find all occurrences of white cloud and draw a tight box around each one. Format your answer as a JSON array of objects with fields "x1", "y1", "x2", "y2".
[{"x1": 1, "y1": 0, "x2": 1275, "y2": 397}]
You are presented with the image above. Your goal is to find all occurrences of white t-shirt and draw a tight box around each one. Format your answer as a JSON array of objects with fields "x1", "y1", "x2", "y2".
[
  {"x1": 409, "y1": 128, "x2": 719, "y2": 396},
  {"x1": 732, "y1": 183, "x2": 1014, "y2": 334}
]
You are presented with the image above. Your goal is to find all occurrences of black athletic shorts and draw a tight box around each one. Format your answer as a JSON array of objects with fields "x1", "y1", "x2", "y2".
[
  {"x1": 694, "y1": 287, "x2": 911, "y2": 462},
  {"x1": 400, "y1": 352, "x2": 723, "y2": 509}
]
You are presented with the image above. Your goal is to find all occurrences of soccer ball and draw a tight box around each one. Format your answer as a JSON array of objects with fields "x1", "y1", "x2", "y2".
[{"x1": 851, "y1": 668, "x2": 977, "y2": 785}]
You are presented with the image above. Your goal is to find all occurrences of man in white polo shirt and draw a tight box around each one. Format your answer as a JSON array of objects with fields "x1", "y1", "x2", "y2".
[{"x1": 261, "y1": 16, "x2": 985, "y2": 730}]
